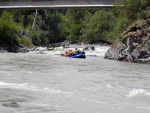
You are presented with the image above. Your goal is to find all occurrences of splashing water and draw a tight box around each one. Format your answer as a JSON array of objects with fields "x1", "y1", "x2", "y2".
[
  {"x1": 36, "y1": 45, "x2": 110, "y2": 57},
  {"x1": 127, "y1": 89, "x2": 150, "y2": 97}
]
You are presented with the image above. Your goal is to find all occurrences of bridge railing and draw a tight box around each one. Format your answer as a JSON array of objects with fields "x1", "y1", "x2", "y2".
[{"x1": 0, "y1": 0, "x2": 116, "y2": 9}]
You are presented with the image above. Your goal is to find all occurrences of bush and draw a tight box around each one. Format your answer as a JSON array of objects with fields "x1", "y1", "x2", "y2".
[
  {"x1": 80, "y1": 10, "x2": 116, "y2": 43},
  {"x1": 20, "y1": 36, "x2": 33, "y2": 47},
  {"x1": 106, "y1": 16, "x2": 130, "y2": 42},
  {"x1": 0, "y1": 11, "x2": 19, "y2": 46}
]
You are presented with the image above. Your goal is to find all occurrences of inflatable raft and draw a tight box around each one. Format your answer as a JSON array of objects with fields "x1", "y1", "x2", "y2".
[
  {"x1": 61, "y1": 49, "x2": 86, "y2": 58},
  {"x1": 71, "y1": 54, "x2": 86, "y2": 58},
  {"x1": 61, "y1": 53, "x2": 86, "y2": 58}
]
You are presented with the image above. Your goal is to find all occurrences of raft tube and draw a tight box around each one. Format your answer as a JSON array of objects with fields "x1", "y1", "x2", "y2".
[{"x1": 71, "y1": 54, "x2": 86, "y2": 58}]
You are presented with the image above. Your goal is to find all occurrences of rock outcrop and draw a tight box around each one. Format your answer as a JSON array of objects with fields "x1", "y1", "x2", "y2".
[{"x1": 105, "y1": 16, "x2": 150, "y2": 64}]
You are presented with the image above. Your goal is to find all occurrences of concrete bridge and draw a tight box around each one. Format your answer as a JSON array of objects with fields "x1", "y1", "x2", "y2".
[{"x1": 0, "y1": 0, "x2": 117, "y2": 9}]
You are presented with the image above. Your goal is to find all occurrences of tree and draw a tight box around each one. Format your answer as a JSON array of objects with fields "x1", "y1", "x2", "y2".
[
  {"x1": 31, "y1": 10, "x2": 63, "y2": 46},
  {"x1": 60, "y1": 9, "x2": 87, "y2": 43},
  {"x1": 116, "y1": 0, "x2": 149, "y2": 20},
  {"x1": 80, "y1": 10, "x2": 116, "y2": 43},
  {"x1": 0, "y1": 11, "x2": 19, "y2": 46}
]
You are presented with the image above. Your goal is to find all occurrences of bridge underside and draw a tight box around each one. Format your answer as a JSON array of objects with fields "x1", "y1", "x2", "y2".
[{"x1": 0, "y1": 0, "x2": 116, "y2": 9}]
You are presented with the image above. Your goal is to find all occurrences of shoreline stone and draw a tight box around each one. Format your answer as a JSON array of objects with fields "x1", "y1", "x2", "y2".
[
  {"x1": 0, "y1": 47, "x2": 30, "y2": 53},
  {"x1": 105, "y1": 16, "x2": 150, "y2": 64}
]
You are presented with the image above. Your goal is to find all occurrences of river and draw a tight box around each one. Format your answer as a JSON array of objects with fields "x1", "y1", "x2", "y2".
[{"x1": 0, "y1": 46, "x2": 150, "y2": 113}]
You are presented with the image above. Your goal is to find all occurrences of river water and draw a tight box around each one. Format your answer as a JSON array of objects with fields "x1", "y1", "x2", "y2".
[{"x1": 0, "y1": 46, "x2": 150, "y2": 113}]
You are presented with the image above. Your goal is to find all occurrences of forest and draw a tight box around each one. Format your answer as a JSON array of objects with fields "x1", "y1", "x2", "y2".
[{"x1": 0, "y1": 0, "x2": 149, "y2": 49}]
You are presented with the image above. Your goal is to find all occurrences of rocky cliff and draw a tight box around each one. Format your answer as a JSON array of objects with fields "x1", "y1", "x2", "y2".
[{"x1": 105, "y1": 16, "x2": 150, "y2": 64}]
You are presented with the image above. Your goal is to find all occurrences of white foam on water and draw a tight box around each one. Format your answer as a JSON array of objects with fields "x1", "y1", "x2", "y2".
[
  {"x1": 126, "y1": 89, "x2": 150, "y2": 97},
  {"x1": 106, "y1": 84, "x2": 113, "y2": 89},
  {"x1": 43, "y1": 87, "x2": 62, "y2": 93},
  {"x1": 96, "y1": 100, "x2": 109, "y2": 104},
  {"x1": 0, "y1": 81, "x2": 37, "y2": 90},
  {"x1": 136, "y1": 106, "x2": 150, "y2": 110},
  {"x1": 36, "y1": 50, "x2": 63, "y2": 56},
  {"x1": 35, "y1": 46, "x2": 110, "y2": 57},
  {"x1": 85, "y1": 46, "x2": 110, "y2": 57},
  {"x1": 35, "y1": 46, "x2": 47, "y2": 51},
  {"x1": 0, "y1": 81, "x2": 73, "y2": 95},
  {"x1": 23, "y1": 103, "x2": 50, "y2": 107}
]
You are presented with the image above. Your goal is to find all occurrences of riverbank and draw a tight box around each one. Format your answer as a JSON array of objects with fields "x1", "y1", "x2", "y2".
[
  {"x1": 0, "y1": 46, "x2": 32, "y2": 53},
  {"x1": 105, "y1": 15, "x2": 150, "y2": 64}
]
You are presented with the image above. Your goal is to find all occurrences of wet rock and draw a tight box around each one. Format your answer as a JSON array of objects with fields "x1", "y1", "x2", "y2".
[
  {"x1": 91, "y1": 45, "x2": 95, "y2": 50},
  {"x1": 47, "y1": 47, "x2": 54, "y2": 50},
  {"x1": 105, "y1": 16, "x2": 150, "y2": 64},
  {"x1": 0, "y1": 46, "x2": 31, "y2": 53},
  {"x1": 2, "y1": 102, "x2": 20, "y2": 107},
  {"x1": 83, "y1": 45, "x2": 95, "y2": 50},
  {"x1": 0, "y1": 49, "x2": 7, "y2": 53},
  {"x1": 17, "y1": 48, "x2": 30, "y2": 53},
  {"x1": 104, "y1": 47, "x2": 120, "y2": 60},
  {"x1": 131, "y1": 48, "x2": 140, "y2": 60}
]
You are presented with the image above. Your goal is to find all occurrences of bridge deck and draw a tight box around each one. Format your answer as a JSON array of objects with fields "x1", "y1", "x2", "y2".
[{"x1": 0, "y1": 0, "x2": 116, "y2": 9}]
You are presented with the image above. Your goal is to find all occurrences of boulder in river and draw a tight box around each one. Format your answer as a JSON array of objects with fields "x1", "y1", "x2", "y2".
[
  {"x1": 105, "y1": 16, "x2": 150, "y2": 64},
  {"x1": 83, "y1": 45, "x2": 95, "y2": 51},
  {"x1": 2, "y1": 102, "x2": 20, "y2": 107}
]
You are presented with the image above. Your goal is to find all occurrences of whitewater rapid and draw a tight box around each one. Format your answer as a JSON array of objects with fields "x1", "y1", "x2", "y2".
[
  {"x1": 0, "y1": 46, "x2": 150, "y2": 113},
  {"x1": 36, "y1": 45, "x2": 110, "y2": 57}
]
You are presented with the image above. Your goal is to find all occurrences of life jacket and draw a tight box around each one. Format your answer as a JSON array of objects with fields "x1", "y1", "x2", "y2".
[{"x1": 65, "y1": 49, "x2": 73, "y2": 56}]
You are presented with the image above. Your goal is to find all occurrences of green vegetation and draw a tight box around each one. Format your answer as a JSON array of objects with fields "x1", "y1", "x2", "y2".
[
  {"x1": 80, "y1": 10, "x2": 116, "y2": 43},
  {"x1": 0, "y1": 0, "x2": 149, "y2": 50},
  {"x1": 0, "y1": 11, "x2": 19, "y2": 46},
  {"x1": 0, "y1": 10, "x2": 33, "y2": 48}
]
